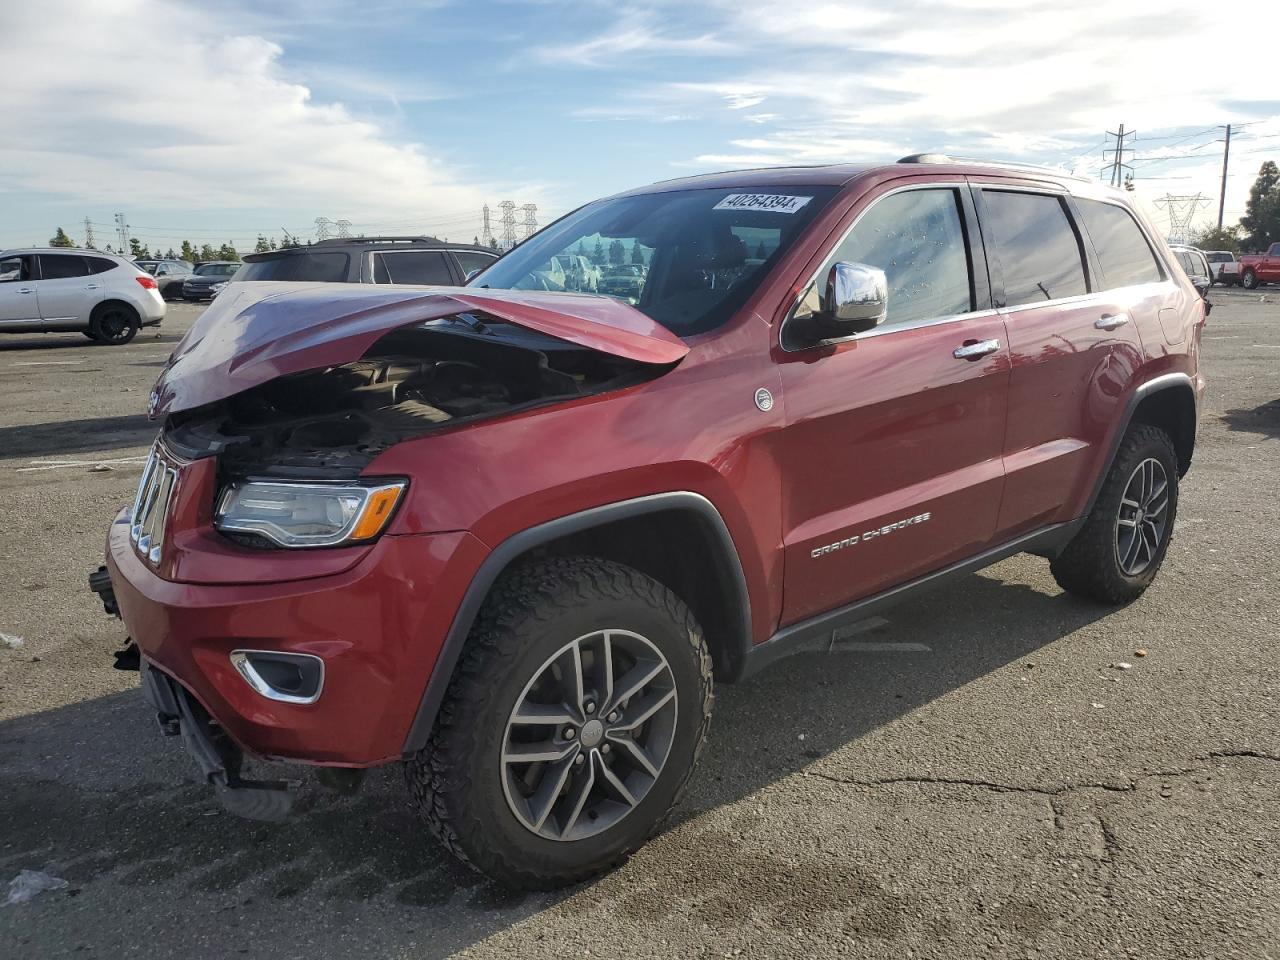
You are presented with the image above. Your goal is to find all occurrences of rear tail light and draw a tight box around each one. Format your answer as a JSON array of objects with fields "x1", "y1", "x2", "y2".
[{"x1": 136, "y1": 275, "x2": 158, "y2": 290}]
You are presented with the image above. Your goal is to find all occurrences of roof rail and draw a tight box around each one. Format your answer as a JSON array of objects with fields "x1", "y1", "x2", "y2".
[
  {"x1": 312, "y1": 235, "x2": 444, "y2": 246},
  {"x1": 897, "y1": 153, "x2": 1091, "y2": 182}
]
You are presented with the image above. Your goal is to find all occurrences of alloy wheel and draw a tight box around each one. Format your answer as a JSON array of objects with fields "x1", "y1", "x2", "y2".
[
  {"x1": 96, "y1": 309, "x2": 134, "y2": 343},
  {"x1": 500, "y1": 629, "x2": 678, "y2": 841},
  {"x1": 1115, "y1": 457, "x2": 1170, "y2": 576}
]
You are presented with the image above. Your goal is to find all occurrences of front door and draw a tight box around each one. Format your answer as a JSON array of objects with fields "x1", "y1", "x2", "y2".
[
  {"x1": 35, "y1": 253, "x2": 102, "y2": 329},
  {"x1": 0, "y1": 254, "x2": 41, "y2": 330},
  {"x1": 775, "y1": 182, "x2": 1010, "y2": 625}
]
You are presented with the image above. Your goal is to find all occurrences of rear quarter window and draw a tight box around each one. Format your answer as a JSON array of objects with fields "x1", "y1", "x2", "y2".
[
  {"x1": 85, "y1": 256, "x2": 118, "y2": 275},
  {"x1": 1075, "y1": 199, "x2": 1164, "y2": 289}
]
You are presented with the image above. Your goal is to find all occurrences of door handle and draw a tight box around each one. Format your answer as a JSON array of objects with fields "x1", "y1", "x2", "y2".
[
  {"x1": 953, "y1": 338, "x2": 1001, "y2": 360},
  {"x1": 1095, "y1": 313, "x2": 1129, "y2": 330},
  {"x1": 85, "y1": 283, "x2": 101, "y2": 290},
  {"x1": 17, "y1": 287, "x2": 34, "y2": 294}
]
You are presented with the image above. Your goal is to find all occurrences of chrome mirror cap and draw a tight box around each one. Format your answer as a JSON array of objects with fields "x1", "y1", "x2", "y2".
[{"x1": 825, "y1": 261, "x2": 888, "y2": 328}]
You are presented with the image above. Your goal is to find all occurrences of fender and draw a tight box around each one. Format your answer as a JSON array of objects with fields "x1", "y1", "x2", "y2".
[
  {"x1": 400, "y1": 491, "x2": 752, "y2": 755},
  {"x1": 1080, "y1": 371, "x2": 1197, "y2": 520}
]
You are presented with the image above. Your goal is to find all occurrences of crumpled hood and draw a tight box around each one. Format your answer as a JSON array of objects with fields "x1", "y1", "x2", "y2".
[{"x1": 150, "y1": 283, "x2": 689, "y2": 417}]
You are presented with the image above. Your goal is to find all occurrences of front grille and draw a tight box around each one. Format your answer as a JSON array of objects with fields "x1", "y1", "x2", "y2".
[{"x1": 131, "y1": 447, "x2": 178, "y2": 564}]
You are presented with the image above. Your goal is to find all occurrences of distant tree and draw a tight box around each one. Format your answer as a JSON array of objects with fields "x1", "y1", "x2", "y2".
[
  {"x1": 128, "y1": 238, "x2": 150, "y2": 259},
  {"x1": 198, "y1": 243, "x2": 219, "y2": 262},
  {"x1": 180, "y1": 240, "x2": 196, "y2": 263},
  {"x1": 217, "y1": 243, "x2": 240, "y2": 261},
  {"x1": 473, "y1": 235, "x2": 480, "y2": 246},
  {"x1": 103, "y1": 244, "x2": 116, "y2": 254},
  {"x1": 591, "y1": 239, "x2": 606, "y2": 265},
  {"x1": 49, "y1": 227, "x2": 76, "y2": 248},
  {"x1": 1188, "y1": 225, "x2": 1241, "y2": 254},
  {"x1": 630, "y1": 240, "x2": 645, "y2": 265},
  {"x1": 164, "y1": 247, "x2": 177, "y2": 260},
  {"x1": 608, "y1": 239, "x2": 625, "y2": 266},
  {"x1": 1240, "y1": 160, "x2": 1280, "y2": 251},
  {"x1": 254, "y1": 234, "x2": 272, "y2": 253}
]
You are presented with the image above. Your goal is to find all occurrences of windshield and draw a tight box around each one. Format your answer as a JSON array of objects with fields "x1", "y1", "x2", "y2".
[
  {"x1": 471, "y1": 186, "x2": 836, "y2": 336},
  {"x1": 1205, "y1": 252, "x2": 1234, "y2": 263},
  {"x1": 195, "y1": 263, "x2": 236, "y2": 276}
]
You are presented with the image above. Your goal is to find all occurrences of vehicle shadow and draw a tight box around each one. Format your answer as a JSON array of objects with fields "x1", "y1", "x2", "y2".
[
  {"x1": 0, "y1": 332, "x2": 181, "y2": 352},
  {"x1": 0, "y1": 414, "x2": 157, "y2": 461},
  {"x1": 1221, "y1": 399, "x2": 1280, "y2": 441},
  {"x1": 0, "y1": 567, "x2": 1109, "y2": 956}
]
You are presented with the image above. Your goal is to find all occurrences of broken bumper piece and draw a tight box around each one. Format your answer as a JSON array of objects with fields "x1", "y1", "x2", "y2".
[{"x1": 140, "y1": 658, "x2": 297, "y2": 821}]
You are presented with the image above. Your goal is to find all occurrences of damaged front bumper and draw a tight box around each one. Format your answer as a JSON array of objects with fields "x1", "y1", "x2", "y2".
[{"x1": 141, "y1": 658, "x2": 297, "y2": 820}]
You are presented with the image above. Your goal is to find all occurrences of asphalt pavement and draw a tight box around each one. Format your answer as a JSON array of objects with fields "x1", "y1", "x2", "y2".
[{"x1": 1, "y1": 293, "x2": 1278, "y2": 959}]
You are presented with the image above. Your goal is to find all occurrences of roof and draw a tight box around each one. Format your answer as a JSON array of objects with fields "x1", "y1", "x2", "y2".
[
  {"x1": 0, "y1": 246, "x2": 127, "y2": 257},
  {"x1": 244, "y1": 236, "x2": 497, "y2": 262},
  {"x1": 611, "y1": 154, "x2": 1099, "y2": 199}
]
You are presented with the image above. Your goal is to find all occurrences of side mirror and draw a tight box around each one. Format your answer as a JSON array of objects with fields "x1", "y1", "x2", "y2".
[
  {"x1": 790, "y1": 261, "x2": 888, "y2": 345},
  {"x1": 465, "y1": 268, "x2": 483, "y2": 283},
  {"x1": 1192, "y1": 277, "x2": 1211, "y2": 299}
]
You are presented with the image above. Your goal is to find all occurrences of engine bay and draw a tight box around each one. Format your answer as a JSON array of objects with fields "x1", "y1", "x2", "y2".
[{"x1": 162, "y1": 318, "x2": 656, "y2": 478}]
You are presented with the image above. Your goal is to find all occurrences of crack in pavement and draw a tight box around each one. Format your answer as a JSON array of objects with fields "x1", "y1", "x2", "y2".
[{"x1": 804, "y1": 746, "x2": 1280, "y2": 799}]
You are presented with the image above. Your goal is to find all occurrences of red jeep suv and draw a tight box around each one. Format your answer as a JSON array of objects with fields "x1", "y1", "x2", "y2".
[{"x1": 93, "y1": 156, "x2": 1204, "y2": 888}]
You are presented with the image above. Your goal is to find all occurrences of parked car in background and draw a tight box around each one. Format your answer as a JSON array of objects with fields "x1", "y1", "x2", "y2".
[
  {"x1": 181, "y1": 261, "x2": 241, "y2": 301},
  {"x1": 1203, "y1": 250, "x2": 1239, "y2": 286},
  {"x1": 0, "y1": 248, "x2": 164, "y2": 343},
  {"x1": 135, "y1": 259, "x2": 195, "y2": 300},
  {"x1": 556, "y1": 254, "x2": 602, "y2": 292},
  {"x1": 1238, "y1": 242, "x2": 1280, "y2": 289},
  {"x1": 599, "y1": 263, "x2": 646, "y2": 302},
  {"x1": 233, "y1": 237, "x2": 499, "y2": 288},
  {"x1": 94, "y1": 155, "x2": 1205, "y2": 889},
  {"x1": 1169, "y1": 244, "x2": 1212, "y2": 300}
]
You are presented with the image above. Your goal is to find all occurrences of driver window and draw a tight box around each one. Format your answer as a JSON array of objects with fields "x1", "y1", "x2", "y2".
[
  {"x1": 0, "y1": 256, "x2": 30, "y2": 282},
  {"x1": 799, "y1": 188, "x2": 975, "y2": 328}
]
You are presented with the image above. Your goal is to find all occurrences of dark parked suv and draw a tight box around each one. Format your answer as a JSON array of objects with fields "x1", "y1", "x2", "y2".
[
  {"x1": 93, "y1": 156, "x2": 1204, "y2": 889},
  {"x1": 234, "y1": 236, "x2": 499, "y2": 286}
]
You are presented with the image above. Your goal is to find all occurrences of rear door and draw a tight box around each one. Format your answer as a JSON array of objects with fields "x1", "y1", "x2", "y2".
[
  {"x1": 35, "y1": 253, "x2": 104, "y2": 329},
  {"x1": 975, "y1": 185, "x2": 1148, "y2": 538},
  {"x1": 0, "y1": 255, "x2": 41, "y2": 329},
  {"x1": 775, "y1": 181, "x2": 1011, "y2": 624}
]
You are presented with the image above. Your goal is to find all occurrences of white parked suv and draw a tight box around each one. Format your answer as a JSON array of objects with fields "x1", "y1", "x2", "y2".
[{"x1": 0, "y1": 248, "x2": 165, "y2": 344}]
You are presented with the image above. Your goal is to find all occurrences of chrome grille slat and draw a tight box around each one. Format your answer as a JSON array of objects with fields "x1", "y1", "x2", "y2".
[{"x1": 130, "y1": 446, "x2": 178, "y2": 565}]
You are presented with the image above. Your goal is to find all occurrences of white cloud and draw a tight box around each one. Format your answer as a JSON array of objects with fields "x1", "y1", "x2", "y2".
[
  {"x1": 0, "y1": 0, "x2": 506, "y2": 235},
  {"x1": 531, "y1": 11, "x2": 731, "y2": 67}
]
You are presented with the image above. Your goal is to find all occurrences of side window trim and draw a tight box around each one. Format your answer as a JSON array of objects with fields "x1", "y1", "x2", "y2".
[
  {"x1": 780, "y1": 181, "x2": 992, "y2": 351},
  {"x1": 970, "y1": 183, "x2": 1094, "y2": 310}
]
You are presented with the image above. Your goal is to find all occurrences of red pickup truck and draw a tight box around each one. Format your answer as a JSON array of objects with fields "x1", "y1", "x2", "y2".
[{"x1": 1239, "y1": 242, "x2": 1280, "y2": 289}]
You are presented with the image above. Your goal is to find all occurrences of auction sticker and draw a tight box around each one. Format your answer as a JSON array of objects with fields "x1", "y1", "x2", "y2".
[{"x1": 713, "y1": 194, "x2": 812, "y2": 214}]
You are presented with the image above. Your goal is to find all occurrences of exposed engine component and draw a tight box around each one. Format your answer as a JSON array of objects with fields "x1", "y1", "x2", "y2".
[{"x1": 163, "y1": 318, "x2": 651, "y2": 477}]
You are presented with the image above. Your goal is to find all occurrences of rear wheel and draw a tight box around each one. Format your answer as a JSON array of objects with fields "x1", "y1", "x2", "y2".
[
  {"x1": 406, "y1": 556, "x2": 713, "y2": 889},
  {"x1": 1241, "y1": 269, "x2": 1259, "y2": 290},
  {"x1": 1051, "y1": 424, "x2": 1178, "y2": 604},
  {"x1": 90, "y1": 303, "x2": 140, "y2": 345}
]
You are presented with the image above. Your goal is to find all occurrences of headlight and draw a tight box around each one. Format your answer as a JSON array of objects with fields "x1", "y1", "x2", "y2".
[
  {"x1": 214, "y1": 480, "x2": 406, "y2": 548},
  {"x1": 211, "y1": 281, "x2": 228, "y2": 294}
]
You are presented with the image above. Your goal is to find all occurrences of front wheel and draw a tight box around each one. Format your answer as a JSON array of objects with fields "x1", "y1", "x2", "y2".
[
  {"x1": 1051, "y1": 424, "x2": 1179, "y2": 604},
  {"x1": 1241, "y1": 269, "x2": 1259, "y2": 290},
  {"x1": 407, "y1": 557, "x2": 713, "y2": 889}
]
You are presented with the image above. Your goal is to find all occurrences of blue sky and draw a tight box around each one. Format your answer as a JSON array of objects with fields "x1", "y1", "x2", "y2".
[{"x1": 2, "y1": 0, "x2": 1277, "y2": 253}]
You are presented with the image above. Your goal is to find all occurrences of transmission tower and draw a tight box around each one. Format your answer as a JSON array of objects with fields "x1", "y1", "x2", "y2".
[
  {"x1": 335, "y1": 219, "x2": 352, "y2": 239},
  {"x1": 498, "y1": 201, "x2": 517, "y2": 250},
  {"x1": 114, "y1": 212, "x2": 130, "y2": 253},
  {"x1": 481, "y1": 204, "x2": 493, "y2": 247},
  {"x1": 83, "y1": 218, "x2": 96, "y2": 249},
  {"x1": 1101, "y1": 124, "x2": 1135, "y2": 189},
  {"x1": 1154, "y1": 194, "x2": 1210, "y2": 244},
  {"x1": 520, "y1": 204, "x2": 538, "y2": 241},
  {"x1": 314, "y1": 217, "x2": 332, "y2": 241}
]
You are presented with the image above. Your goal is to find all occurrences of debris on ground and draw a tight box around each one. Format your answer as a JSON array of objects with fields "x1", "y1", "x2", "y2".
[
  {"x1": 1091, "y1": 702, "x2": 1105, "y2": 709},
  {"x1": 88, "y1": 463, "x2": 113, "y2": 473},
  {"x1": 1135, "y1": 649, "x2": 1148, "y2": 657},
  {"x1": 1110, "y1": 662, "x2": 1133, "y2": 671},
  {"x1": 5, "y1": 870, "x2": 69, "y2": 905},
  {"x1": 1, "y1": 633, "x2": 24, "y2": 650}
]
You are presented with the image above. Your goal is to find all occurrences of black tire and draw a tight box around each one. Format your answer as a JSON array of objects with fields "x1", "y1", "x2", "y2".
[
  {"x1": 82, "y1": 330, "x2": 99, "y2": 341},
  {"x1": 90, "y1": 302, "x2": 140, "y2": 345},
  {"x1": 407, "y1": 556, "x2": 713, "y2": 889},
  {"x1": 1051, "y1": 424, "x2": 1179, "y2": 604},
  {"x1": 1241, "y1": 269, "x2": 1258, "y2": 290}
]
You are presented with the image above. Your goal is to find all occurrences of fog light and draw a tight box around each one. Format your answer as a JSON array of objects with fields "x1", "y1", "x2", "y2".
[{"x1": 230, "y1": 650, "x2": 324, "y2": 704}]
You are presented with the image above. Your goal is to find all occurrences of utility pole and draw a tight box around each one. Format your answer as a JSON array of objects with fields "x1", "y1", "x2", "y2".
[
  {"x1": 481, "y1": 204, "x2": 493, "y2": 247},
  {"x1": 1102, "y1": 124, "x2": 1134, "y2": 188},
  {"x1": 1217, "y1": 124, "x2": 1232, "y2": 229},
  {"x1": 83, "y1": 217, "x2": 96, "y2": 249},
  {"x1": 498, "y1": 201, "x2": 517, "y2": 251}
]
